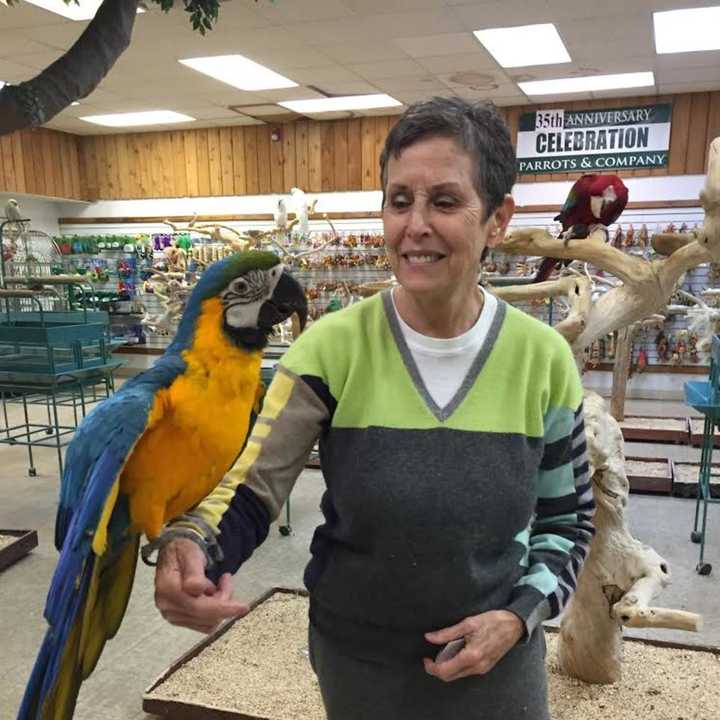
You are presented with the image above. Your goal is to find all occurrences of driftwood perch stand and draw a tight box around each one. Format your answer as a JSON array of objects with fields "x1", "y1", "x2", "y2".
[{"x1": 490, "y1": 138, "x2": 720, "y2": 682}]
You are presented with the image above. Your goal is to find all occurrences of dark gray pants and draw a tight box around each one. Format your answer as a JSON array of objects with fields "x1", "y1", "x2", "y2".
[{"x1": 308, "y1": 624, "x2": 550, "y2": 720}]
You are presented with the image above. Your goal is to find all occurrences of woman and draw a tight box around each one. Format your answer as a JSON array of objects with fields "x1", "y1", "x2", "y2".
[{"x1": 152, "y1": 97, "x2": 595, "y2": 719}]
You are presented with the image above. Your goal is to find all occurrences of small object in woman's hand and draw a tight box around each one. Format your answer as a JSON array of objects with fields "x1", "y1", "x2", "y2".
[{"x1": 435, "y1": 638, "x2": 465, "y2": 664}]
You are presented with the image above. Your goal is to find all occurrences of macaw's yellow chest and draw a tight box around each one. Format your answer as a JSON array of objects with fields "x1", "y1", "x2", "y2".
[{"x1": 120, "y1": 298, "x2": 264, "y2": 538}]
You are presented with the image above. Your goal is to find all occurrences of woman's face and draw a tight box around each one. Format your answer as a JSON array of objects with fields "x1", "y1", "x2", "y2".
[{"x1": 382, "y1": 136, "x2": 510, "y2": 303}]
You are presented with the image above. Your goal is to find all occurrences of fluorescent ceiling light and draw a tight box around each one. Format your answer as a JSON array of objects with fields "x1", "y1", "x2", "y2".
[
  {"x1": 518, "y1": 71, "x2": 655, "y2": 96},
  {"x1": 80, "y1": 111, "x2": 195, "y2": 127},
  {"x1": 71, "y1": 101, "x2": 80, "y2": 106},
  {"x1": 23, "y1": 0, "x2": 144, "y2": 20},
  {"x1": 473, "y1": 23, "x2": 571, "y2": 68},
  {"x1": 279, "y1": 94, "x2": 402, "y2": 114},
  {"x1": 179, "y1": 55, "x2": 297, "y2": 91},
  {"x1": 654, "y1": 6, "x2": 720, "y2": 54}
]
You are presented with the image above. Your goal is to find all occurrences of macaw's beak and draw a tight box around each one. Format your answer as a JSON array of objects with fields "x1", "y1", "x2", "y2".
[{"x1": 258, "y1": 268, "x2": 307, "y2": 332}]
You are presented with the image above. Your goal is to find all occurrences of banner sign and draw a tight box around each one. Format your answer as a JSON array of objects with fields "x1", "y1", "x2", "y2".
[{"x1": 516, "y1": 104, "x2": 672, "y2": 174}]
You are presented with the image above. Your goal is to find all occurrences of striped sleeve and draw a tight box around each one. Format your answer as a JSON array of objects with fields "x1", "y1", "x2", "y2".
[
  {"x1": 505, "y1": 400, "x2": 596, "y2": 638},
  {"x1": 168, "y1": 365, "x2": 330, "y2": 583}
]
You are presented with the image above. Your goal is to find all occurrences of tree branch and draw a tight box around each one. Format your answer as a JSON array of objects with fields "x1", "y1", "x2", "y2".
[{"x1": 0, "y1": 0, "x2": 139, "y2": 134}]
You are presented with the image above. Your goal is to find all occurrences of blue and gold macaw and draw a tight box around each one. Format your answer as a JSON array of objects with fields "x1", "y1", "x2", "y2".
[{"x1": 18, "y1": 251, "x2": 306, "y2": 720}]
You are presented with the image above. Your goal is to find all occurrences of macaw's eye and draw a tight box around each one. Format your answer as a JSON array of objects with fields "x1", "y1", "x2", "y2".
[{"x1": 233, "y1": 279, "x2": 248, "y2": 293}]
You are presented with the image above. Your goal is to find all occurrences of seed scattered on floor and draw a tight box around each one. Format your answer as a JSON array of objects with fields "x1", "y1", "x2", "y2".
[{"x1": 147, "y1": 593, "x2": 720, "y2": 720}]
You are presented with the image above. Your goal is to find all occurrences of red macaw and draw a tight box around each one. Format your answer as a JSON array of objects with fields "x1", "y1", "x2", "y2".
[{"x1": 534, "y1": 174, "x2": 628, "y2": 283}]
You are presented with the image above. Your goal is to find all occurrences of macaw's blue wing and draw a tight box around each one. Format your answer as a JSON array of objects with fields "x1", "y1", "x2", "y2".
[
  {"x1": 18, "y1": 355, "x2": 185, "y2": 720},
  {"x1": 55, "y1": 356, "x2": 185, "y2": 550}
]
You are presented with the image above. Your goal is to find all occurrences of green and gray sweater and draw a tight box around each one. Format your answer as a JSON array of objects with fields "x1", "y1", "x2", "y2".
[{"x1": 176, "y1": 290, "x2": 595, "y2": 659}]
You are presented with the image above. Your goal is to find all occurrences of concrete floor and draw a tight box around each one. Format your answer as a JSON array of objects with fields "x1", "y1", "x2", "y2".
[{"x1": 0, "y1": 392, "x2": 718, "y2": 720}]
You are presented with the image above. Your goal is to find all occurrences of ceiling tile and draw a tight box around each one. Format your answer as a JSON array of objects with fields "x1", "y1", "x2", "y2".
[
  {"x1": 255, "y1": 87, "x2": 326, "y2": 102},
  {"x1": 343, "y1": 0, "x2": 442, "y2": 12},
  {"x1": 253, "y1": 0, "x2": 355, "y2": 23},
  {"x1": 347, "y1": 59, "x2": 427, "y2": 81},
  {"x1": 659, "y1": 81, "x2": 720, "y2": 94},
  {"x1": 395, "y1": 32, "x2": 482, "y2": 58},
  {"x1": 656, "y1": 65, "x2": 720, "y2": 85},
  {"x1": 314, "y1": 41, "x2": 409, "y2": 63},
  {"x1": 0, "y1": 3, "x2": 72, "y2": 30},
  {"x1": 415, "y1": 52, "x2": 498, "y2": 74},
  {"x1": 654, "y1": 51, "x2": 720, "y2": 70},
  {"x1": 451, "y1": 1, "x2": 555, "y2": 29}
]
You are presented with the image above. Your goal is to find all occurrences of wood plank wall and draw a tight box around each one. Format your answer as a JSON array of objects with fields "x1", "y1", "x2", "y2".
[
  {"x1": 75, "y1": 116, "x2": 399, "y2": 200},
  {"x1": 0, "y1": 128, "x2": 84, "y2": 200},
  {"x1": 1, "y1": 91, "x2": 719, "y2": 202}
]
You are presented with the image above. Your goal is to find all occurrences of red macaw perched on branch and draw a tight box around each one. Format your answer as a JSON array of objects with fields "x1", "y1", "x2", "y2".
[{"x1": 533, "y1": 174, "x2": 629, "y2": 282}]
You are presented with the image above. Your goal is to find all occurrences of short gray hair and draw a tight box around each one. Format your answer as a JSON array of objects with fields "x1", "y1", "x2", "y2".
[{"x1": 379, "y1": 97, "x2": 516, "y2": 220}]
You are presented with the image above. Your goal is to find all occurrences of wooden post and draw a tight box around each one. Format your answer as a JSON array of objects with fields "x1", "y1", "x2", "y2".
[{"x1": 610, "y1": 325, "x2": 636, "y2": 421}]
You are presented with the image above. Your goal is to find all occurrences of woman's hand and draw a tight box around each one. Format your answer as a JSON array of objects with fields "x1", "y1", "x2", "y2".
[
  {"x1": 423, "y1": 610, "x2": 524, "y2": 682},
  {"x1": 154, "y1": 538, "x2": 249, "y2": 633}
]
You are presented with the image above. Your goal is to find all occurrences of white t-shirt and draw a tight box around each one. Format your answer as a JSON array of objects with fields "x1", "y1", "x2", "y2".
[{"x1": 391, "y1": 288, "x2": 499, "y2": 409}]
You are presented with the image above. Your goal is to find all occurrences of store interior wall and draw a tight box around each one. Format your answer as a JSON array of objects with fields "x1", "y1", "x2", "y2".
[
  {"x1": 12, "y1": 175, "x2": 709, "y2": 402},
  {"x1": 1, "y1": 193, "x2": 87, "y2": 237}
]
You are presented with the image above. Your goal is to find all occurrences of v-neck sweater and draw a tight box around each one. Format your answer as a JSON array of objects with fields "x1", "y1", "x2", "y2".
[
  {"x1": 390, "y1": 287, "x2": 499, "y2": 409},
  {"x1": 176, "y1": 290, "x2": 595, "y2": 661}
]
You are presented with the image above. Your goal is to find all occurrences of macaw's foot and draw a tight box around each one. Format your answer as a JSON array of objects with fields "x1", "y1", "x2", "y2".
[{"x1": 562, "y1": 223, "x2": 591, "y2": 244}]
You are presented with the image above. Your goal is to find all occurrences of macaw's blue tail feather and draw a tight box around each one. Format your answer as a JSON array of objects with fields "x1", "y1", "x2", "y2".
[
  {"x1": 19, "y1": 447, "x2": 138, "y2": 720},
  {"x1": 17, "y1": 568, "x2": 91, "y2": 720}
]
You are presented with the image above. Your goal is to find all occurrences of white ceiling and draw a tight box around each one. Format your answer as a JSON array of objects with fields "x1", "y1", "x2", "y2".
[{"x1": 1, "y1": 0, "x2": 719, "y2": 134}]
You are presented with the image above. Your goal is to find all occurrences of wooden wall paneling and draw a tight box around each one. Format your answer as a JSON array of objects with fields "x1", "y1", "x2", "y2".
[
  {"x1": 269, "y1": 126, "x2": 284, "y2": 193},
  {"x1": 90, "y1": 135, "x2": 110, "y2": 200},
  {"x1": 218, "y1": 127, "x2": 234, "y2": 196},
  {"x1": 20, "y1": 130, "x2": 40, "y2": 193},
  {"x1": 206, "y1": 128, "x2": 223, "y2": 196},
  {"x1": 116, "y1": 134, "x2": 133, "y2": 198},
  {"x1": 183, "y1": 130, "x2": 199, "y2": 197},
  {"x1": 320, "y1": 121, "x2": 334, "y2": 191},
  {"x1": 68, "y1": 135, "x2": 82, "y2": 198},
  {"x1": 161, "y1": 132, "x2": 177, "y2": 197},
  {"x1": 668, "y1": 93, "x2": 692, "y2": 175},
  {"x1": 9, "y1": 132, "x2": 26, "y2": 194},
  {"x1": 307, "y1": 121, "x2": 322, "y2": 192},
  {"x1": 294, "y1": 120, "x2": 309, "y2": 189},
  {"x1": 361, "y1": 117, "x2": 376, "y2": 190},
  {"x1": 127, "y1": 134, "x2": 145, "y2": 197},
  {"x1": 147, "y1": 134, "x2": 163, "y2": 198},
  {"x1": 106, "y1": 134, "x2": 122, "y2": 198},
  {"x1": 58, "y1": 133, "x2": 74, "y2": 199},
  {"x1": 706, "y1": 91, "x2": 720, "y2": 173},
  {"x1": 0, "y1": 135, "x2": 14, "y2": 192},
  {"x1": 195, "y1": 129, "x2": 211, "y2": 197},
  {"x1": 36, "y1": 128, "x2": 59, "y2": 197},
  {"x1": 80, "y1": 136, "x2": 97, "y2": 199},
  {"x1": 231, "y1": 127, "x2": 247, "y2": 195},
  {"x1": 76, "y1": 136, "x2": 90, "y2": 200},
  {"x1": 686, "y1": 93, "x2": 710, "y2": 175},
  {"x1": 243, "y1": 126, "x2": 259, "y2": 195},
  {"x1": 51, "y1": 133, "x2": 63, "y2": 196},
  {"x1": 169, "y1": 131, "x2": 187, "y2": 198},
  {"x1": 373, "y1": 117, "x2": 389, "y2": 190},
  {"x1": 333, "y1": 120, "x2": 349, "y2": 191},
  {"x1": 347, "y1": 118, "x2": 362, "y2": 190},
  {"x1": 256, "y1": 126, "x2": 272, "y2": 195},
  {"x1": 282, "y1": 122, "x2": 296, "y2": 192}
]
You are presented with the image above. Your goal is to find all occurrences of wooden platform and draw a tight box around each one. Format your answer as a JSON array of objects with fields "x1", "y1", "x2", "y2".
[
  {"x1": 688, "y1": 417, "x2": 720, "y2": 448},
  {"x1": 672, "y1": 461, "x2": 720, "y2": 499},
  {"x1": 625, "y1": 457, "x2": 674, "y2": 495},
  {"x1": 619, "y1": 416, "x2": 690, "y2": 444},
  {"x1": 0, "y1": 530, "x2": 38, "y2": 572}
]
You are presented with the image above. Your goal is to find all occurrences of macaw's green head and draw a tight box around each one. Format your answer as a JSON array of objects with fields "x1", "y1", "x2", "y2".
[{"x1": 183, "y1": 251, "x2": 307, "y2": 351}]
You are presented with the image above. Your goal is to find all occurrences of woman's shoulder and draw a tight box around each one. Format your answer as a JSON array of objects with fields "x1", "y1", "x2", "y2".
[{"x1": 500, "y1": 301, "x2": 572, "y2": 356}]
